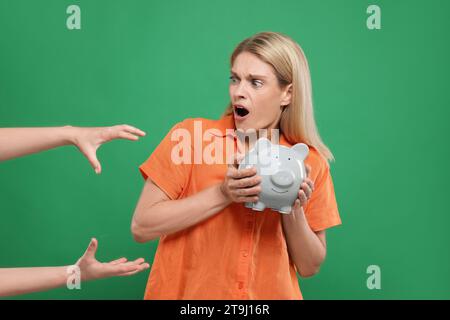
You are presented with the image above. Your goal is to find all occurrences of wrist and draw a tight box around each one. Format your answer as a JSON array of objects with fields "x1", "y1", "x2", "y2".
[
  {"x1": 218, "y1": 183, "x2": 232, "y2": 206},
  {"x1": 284, "y1": 205, "x2": 306, "y2": 222},
  {"x1": 64, "y1": 264, "x2": 84, "y2": 286},
  {"x1": 62, "y1": 125, "x2": 78, "y2": 146}
]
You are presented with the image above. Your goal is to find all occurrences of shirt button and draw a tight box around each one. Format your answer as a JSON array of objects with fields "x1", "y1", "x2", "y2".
[
  {"x1": 243, "y1": 252, "x2": 248, "y2": 257},
  {"x1": 238, "y1": 282, "x2": 244, "y2": 289}
]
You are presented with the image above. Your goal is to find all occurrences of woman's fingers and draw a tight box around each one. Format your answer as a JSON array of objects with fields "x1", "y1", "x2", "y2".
[
  {"x1": 121, "y1": 125, "x2": 146, "y2": 137},
  {"x1": 78, "y1": 124, "x2": 145, "y2": 174},
  {"x1": 236, "y1": 196, "x2": 259, "y2": 203},
  {"x1": 298, "y1": 178, "x2": 313, "y2": 207},
  {"x1": 115, "y1": 125, "x2": 146, "y2": 140},
  {"x1": 119, "y1": 258, "x2": 146, "y2": 269},
  {"x1": 131, "y1": 257, "x2": 146, "y2": 264},
  {"x1": 82, "y1": 146, "x2": 102, "y2": 174},
  {"x1": 120, "y1": 270, "x2": 142, "y2": 277},
  {"x1": 118, "y1": 131, "x2": 140, "y2": 141},
  {"x1": 109, "y1": 258, "x2": 149, "y2": 275},
  {"x1": 298, "y1": 190, "x2": 308, "y2": 204},
  {"x1": 120, "y1": 258, "x2": 145, "y2": 266},
  {"x1": 108, "y1": 257, "x2": 128, "y2": 265},
  {"x1": 82, "y1": 238, "x2": 98, "y2": 260},
  {"x1": 119, "y1": 263, "x2": 151, "y2": 277},
  {"x1": 100, "y1": 124, "x2": 146, "y2": 142},
  {"x1": 305, "y1": 178, "x2": 314, "y2": 192},
  {"x1": 293, "y1": 199, "x2": 301, "y2": 212},
  {"x1": 227, "y1": 166, "x2": 257, "y2": 179},
  {"x1": 222, "y1": 165, "x2": 262, "y2": 203},
  {"x1": 300, "y1": 182, "x2": 313, "y2": 199},
  {"x1": 112, "y1": 127, "x2": 140, "y2": 141},
  {"x1": 229, "y1": 175, "x2": 261, "y2": 189},
  {"x1": 110, "y1": 265, "x2": 138, "y2": 275},
  {"x1": 233, "y1": 185, "x2": 261, "y2": 197}
]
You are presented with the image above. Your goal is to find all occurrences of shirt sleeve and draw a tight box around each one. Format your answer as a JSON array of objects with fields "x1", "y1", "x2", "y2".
[
  {"x1": 139, "y1": 120, "x2": 193, "y2": 200},
  {"x1": 303, "y1": 151, "x2": 342, "y2": 232}
]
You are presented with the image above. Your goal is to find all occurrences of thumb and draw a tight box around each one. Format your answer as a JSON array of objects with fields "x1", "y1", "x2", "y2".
[
  {"x1": 293, "y1": 199, "x2": 301, "y2": 213},
  {"x1": 83, "y1": 238, "x2": 98, "y2": 259},
  {"x1": 84, "y1": 147, "x2": 102, "y2": 174},
  {"x1": 232, "y1": 152, "x2": 245, "y2": 169}
]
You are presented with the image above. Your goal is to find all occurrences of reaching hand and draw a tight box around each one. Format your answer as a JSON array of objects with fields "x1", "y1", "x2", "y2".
[
  {"x1": 70, "y1": 125, "x2": 146, "y2": 174},
  {"x1": 75, "y1": 238, "x2": 150, "y2": 281}
]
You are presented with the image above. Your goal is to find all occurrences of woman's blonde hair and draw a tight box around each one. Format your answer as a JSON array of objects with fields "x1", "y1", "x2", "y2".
[{"x1": 223, "y1": 31, "x2": 334, "y2": 162}]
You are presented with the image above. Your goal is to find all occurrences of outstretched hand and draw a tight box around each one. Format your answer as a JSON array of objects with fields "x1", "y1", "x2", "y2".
[
  {"x1": 70, "y1": 125, "x2": 146, "y2": 174},
  {"x1": 75, "y1": 238, "x2": 150, "y2": 281}
]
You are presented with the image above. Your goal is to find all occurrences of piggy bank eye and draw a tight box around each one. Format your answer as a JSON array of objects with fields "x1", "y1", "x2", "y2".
[{"x1": 288, "y1": 157, "x2": 291, "y2": 160}]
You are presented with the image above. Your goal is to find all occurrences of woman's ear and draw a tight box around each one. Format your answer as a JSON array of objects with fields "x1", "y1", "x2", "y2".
[{"x1": 280, "y1": 83, "x2": 292, "y2": 107}]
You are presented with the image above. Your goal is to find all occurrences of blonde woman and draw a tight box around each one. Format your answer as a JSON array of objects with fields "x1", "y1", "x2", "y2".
[
  {"x1": 132, "y1": 32, "x2": 342, "y2": 299},
  {"x1": 0, "y1": 125, "x2": 150, "y2": 297}
]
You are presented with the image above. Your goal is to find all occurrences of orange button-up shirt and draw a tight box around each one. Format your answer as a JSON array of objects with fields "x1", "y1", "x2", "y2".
[{"x1": 139, "y1": 115, "x2": 341, "y2": 299}]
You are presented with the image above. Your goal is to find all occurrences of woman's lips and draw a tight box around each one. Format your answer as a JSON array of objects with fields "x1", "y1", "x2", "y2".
[{"x1": 233, "y1": 104, "x2": 250, "y2": 120}]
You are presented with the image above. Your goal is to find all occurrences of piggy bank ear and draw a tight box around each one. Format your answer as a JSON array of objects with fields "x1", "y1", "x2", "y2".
[
  {"x1": 291, "y1": 143, "x2": 309, "y2": 160},
  {"x1": 254, "y1": 137, "x2": 272, "y2": 152}
]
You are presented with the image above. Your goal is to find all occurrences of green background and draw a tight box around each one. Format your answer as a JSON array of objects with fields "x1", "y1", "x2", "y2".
[{"x1": 1, "y1": 0, "x2": 449, "y2": 299}]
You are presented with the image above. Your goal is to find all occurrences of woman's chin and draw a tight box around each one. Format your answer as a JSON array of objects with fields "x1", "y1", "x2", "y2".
[{"x1": 235, "y1": 124, "x2": 257, "y2": 133}]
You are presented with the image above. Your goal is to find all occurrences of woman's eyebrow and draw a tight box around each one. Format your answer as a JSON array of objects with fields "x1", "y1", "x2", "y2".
[{"x1": 230, "y1": 70, "x2": 268, "y2": 79}]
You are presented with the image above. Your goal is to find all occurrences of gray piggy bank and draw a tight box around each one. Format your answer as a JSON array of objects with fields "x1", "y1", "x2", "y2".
[{"x1": 238, "y1": 137, "x2": 309, "y2": 214}]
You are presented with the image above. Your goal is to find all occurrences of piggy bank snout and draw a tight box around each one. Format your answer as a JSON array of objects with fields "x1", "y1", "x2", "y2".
[{"x1": 270, "y1": 170, "x2": 294, "y2": 188}]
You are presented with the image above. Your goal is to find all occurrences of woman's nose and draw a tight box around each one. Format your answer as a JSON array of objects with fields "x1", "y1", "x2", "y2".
[{"x1": 233, "y1": 82, "x2": 247, "y2": 99}]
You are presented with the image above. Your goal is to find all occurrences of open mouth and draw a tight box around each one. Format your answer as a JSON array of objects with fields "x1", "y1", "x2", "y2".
[
  {"x1": 234, "y1": 105, "x2": 250, "y2": 118},
  {"x1": 271, "y1": 188, "x2": 288, "y2": 194}
]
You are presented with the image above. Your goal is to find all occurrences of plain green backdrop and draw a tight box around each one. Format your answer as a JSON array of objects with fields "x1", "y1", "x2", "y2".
[{"x1": 1, "y1": 0, "x2": 449, "y2": 299}]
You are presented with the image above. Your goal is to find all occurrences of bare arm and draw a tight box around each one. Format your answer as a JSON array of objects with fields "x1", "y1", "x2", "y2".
[
  {"x1": 0, "y1": 125, "x2": 148, "y2": 297},
  {"x1": 131, "y1": 180, "x2": 231, "y2": 242},
  {"x1": 281, "y1": 165, "x2": 327, "y2": 278},
  {"x1": 0, "y1": 127, "x2": 73, "y2": 161},
  {"x1": 0, "y1": 125, "x2": 145, "y2": 173},
  {"x1": 0, "y1": 266, "x2": 72, "y2": 297},
  {"x1": 0, "y1": 238, "x2": 149, "y2": 297},
  {"x1": 131, "y1": 166, "x2": 261, "y2": 243},
  {"x1": 281, "y1": 205, "x2": 327, "y2": 278}
]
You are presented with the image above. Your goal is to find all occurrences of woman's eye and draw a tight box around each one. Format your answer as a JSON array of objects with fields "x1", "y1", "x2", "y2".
[
  {"x1": 252, "y1": 80, "x2": 263, "y2": 88},
  {"x1": 229, "y1": 76, "x2": 238, "y2": 84}
]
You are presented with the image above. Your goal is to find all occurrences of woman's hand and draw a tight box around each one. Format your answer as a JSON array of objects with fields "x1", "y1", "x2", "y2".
[
  {"x1": 68, "y1": 125, "x2": 146, "y2": 174},
  {"x1": 292, "y1": 165, "x2": 314, "y2": 211},
  {"x1": 220, "y1": 161, "x2": 262, "y2": 203},
  {"x1": 75, "y1": 238, "x2": 150, "y2": 281}
]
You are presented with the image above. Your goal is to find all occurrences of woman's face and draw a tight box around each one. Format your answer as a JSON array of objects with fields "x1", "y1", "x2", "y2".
[{"x1": 229, "y1": 51, "x2": 292, "y2": 133}]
